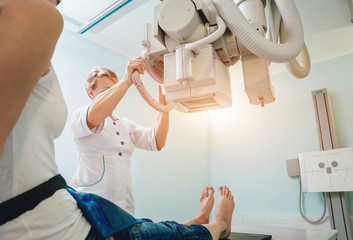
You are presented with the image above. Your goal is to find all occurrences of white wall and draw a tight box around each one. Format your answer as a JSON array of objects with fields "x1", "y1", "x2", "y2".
[{"x1": 52, "y1": 29, "x2": 210, "y2": 222}]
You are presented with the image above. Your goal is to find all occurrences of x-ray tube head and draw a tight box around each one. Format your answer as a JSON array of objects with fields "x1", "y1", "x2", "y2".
[
  {"x1": 164, "y1": 44, "x2": 232, "y2": 113},
  {"x1": 158, "y1": 0, "x2": 202, "y2": 41},
  {"x1": 158, "y1": 0, "x2": 205, "y2": 52},
  {"x1": 135, "y1": 0, "x2": 310, "y2": 112}
]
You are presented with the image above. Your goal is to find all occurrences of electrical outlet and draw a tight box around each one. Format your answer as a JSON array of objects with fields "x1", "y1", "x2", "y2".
[{"x1": 299, "y1": 147, "x2": 353, "y2": 192}]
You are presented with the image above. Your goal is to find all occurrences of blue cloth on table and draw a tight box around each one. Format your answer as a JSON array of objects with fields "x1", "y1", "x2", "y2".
[{"x1": 66, "y1": 186, "x2": 141, "y2": 239}]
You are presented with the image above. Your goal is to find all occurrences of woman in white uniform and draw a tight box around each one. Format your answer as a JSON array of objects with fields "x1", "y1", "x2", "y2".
[{"x1": 70, "y1": 64, "x2": 169, "y2": 215}]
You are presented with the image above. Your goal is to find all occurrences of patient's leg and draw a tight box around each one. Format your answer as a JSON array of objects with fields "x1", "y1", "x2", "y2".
[
  {"x1": 202, "y1": 185, "x2": 235, "y2": 239},
  {"x1": 181, "y1": 186, "x2": 214, "y2": 225}
]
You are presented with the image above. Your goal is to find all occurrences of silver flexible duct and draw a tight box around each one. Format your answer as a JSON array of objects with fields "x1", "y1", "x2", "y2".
[{"x1": 212, "y1": 0, "x2": 304, "y2": 63}]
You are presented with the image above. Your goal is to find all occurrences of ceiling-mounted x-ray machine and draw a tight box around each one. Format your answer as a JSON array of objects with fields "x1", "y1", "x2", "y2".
[{"x1": 131, "y1": 0, "x2": 311, "y2": 112}]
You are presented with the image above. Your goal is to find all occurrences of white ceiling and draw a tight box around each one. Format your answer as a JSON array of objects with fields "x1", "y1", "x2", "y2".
[{"x1": 59, "y1": 0, "x2": 353, "y2": 60}]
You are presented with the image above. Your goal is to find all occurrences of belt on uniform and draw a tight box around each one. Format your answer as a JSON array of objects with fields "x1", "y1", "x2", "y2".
[{"x1": 0, "y1": 174, "x2": 66, "y2": 225}]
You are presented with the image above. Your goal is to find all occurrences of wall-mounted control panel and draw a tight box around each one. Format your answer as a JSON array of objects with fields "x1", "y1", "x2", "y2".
[{"x1": 299, "y1": 147, "x2": 353, "y2": 192}]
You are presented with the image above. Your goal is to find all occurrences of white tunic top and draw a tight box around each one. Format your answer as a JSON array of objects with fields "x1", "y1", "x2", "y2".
[
  {"x1": 0, "y1": 66, "x2": 90, "y2": 239},
  {"x1": 70, "y1": 105, "x2": 158, "y2": 215}
]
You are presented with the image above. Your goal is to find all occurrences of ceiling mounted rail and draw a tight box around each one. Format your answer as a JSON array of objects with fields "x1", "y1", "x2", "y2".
[{"x1": 77, "y1": 0, "x2": 132, "y2": 34}]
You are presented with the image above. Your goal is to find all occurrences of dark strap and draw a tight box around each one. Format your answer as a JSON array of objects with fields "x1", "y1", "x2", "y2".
[{"x1": 0, "y1": 174, "x2": 67, "y2": 225}]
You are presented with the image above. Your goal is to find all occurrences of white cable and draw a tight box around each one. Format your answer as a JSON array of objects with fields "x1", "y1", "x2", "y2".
[
  {"x1": 285, "y1": 43, "x2": 311, "y2": 78},
  {"x1": 299, "y1": 176, "x2": 327, "y2": 224},
  {"x1": 185, "y1": 15, "x2": 226, "y2": 52},
  {"x1": 280, "y1": 20, "x2": 311, "y2": 78},
  {"x1": 236, "y1": 0, "x2": 247, "y2": 6},
  {"x1": 212, "y1": 0, "x2": 304, "y2": 63}
]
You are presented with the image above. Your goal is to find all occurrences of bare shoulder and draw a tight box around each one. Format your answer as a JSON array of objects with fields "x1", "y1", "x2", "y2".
[
  {"x1": 0, "y1": 0, "x2": 63, "y2": 36},
  {"x1": 0, "y1": 0, "x2": 63, "y2": 76},
  {"x1": 0, "y1": 0, "x2": 63, "y2": 48}
]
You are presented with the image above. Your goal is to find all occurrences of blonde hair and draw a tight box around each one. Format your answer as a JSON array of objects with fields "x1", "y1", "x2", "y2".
[{"x1": 86, "y1": 67, "x2": 118, "y2": 90}]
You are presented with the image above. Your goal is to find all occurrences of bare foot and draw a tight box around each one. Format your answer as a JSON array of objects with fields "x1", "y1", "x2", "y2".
[
  {"x1": 180, "y1": 186, "x2": 214, "y2": 226},
  {"x1": 213, "y1": 185, "x2": 235, "y2": 239},
  {"x1": 196, "y1": 186, "x2": 214, "y2": 224}
]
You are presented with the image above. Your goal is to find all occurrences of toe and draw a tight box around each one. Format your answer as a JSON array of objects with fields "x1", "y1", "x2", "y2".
[
  {"x1": 219, "y1": 186, "x2": 224, "y2": 195},
  {"x1": 200, "y1": 191, "x2": 205, "y2": 200},
  {"x1": 205, "y1": 187, "x2": 209, "y2": 197},
  {"x1": 224, "y1": 186, "x2": 229, "y2": 196},
  {"x1": 209, "y1": 187, "x2": 214, "y2": 195}
]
